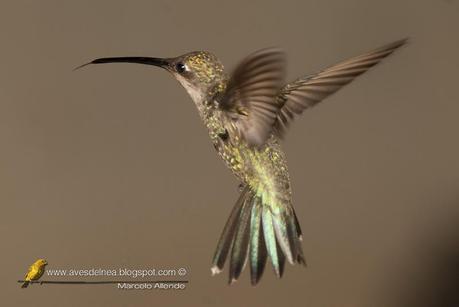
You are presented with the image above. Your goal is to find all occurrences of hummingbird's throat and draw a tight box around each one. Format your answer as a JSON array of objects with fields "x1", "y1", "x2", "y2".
[{"x1": 176, "y1": 76, "x2": 205, "y2": 104}]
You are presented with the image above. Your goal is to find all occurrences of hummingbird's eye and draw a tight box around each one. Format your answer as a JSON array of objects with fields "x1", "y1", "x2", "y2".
[{"x1": 175, "y1": 62, "x2": 186, "y2": 73}]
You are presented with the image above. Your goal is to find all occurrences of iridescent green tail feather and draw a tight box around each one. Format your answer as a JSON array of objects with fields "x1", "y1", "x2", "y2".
[{"x1": 211, "y1": 186, "x2": 305, "y2": 285}]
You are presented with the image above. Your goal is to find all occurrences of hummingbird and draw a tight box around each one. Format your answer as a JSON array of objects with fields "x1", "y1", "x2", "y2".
[{"x1": 78, "y1": 38, "x2": 406, "y2": 285}]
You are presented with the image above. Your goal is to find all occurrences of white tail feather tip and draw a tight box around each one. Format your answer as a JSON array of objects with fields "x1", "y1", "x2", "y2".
[{"x1": 211, "y1": 266, "x2": 222, "y2": 276}]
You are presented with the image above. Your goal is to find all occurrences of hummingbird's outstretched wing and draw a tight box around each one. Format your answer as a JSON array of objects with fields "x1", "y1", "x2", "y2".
[
  {"x1": 219, "y1": 48, "x2": 286, "y2": 147},
  {"x1": 273, "y1": 39, "x2": 407, "y2": 137}
]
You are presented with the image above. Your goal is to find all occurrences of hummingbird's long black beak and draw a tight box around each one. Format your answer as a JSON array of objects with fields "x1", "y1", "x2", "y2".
[{"x1": 74, "y1": 57, "x2": 170, "y2": 71}]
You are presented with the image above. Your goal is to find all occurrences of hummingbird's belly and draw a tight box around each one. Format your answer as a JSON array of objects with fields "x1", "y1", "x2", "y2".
[{"x1": 215, "y1": 136, "x2": 292, "y2": 204}]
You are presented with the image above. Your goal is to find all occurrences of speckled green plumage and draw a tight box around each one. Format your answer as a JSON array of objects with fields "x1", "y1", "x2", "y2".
[{"x1": 184, "y1": 51, "x2": 292, "y2": 208}]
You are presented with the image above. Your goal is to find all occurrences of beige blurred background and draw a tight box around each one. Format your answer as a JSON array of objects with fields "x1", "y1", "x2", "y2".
[{"x1": 1, "y1": 0, "x2": 458, "y2": 306}]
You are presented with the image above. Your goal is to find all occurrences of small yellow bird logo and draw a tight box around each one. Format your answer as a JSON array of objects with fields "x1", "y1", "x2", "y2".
[{"x1": 21, "y1": 259, "x2": 48, "y2": 288}]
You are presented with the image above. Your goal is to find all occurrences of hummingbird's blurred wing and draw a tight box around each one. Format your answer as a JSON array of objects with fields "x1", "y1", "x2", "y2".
[
  {"x1": 219, "y1": 48, "x2": 286, "y2": 147},
  {"x1": 273, "y1": 39, "x2": 407, "y2": 137}
]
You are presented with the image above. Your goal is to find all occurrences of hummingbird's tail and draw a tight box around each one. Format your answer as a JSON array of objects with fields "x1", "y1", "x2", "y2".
[
  {"x1": 211, "y1": 186, "x2": 305, "y2": 285},
  {"x1": 21, "y1": 281, "x2": 30, "y2": 288}
]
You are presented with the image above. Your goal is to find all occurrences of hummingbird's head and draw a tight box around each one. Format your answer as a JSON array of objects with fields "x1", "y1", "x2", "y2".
[
  {"x1": 77, "y1": 51, "x2": 226, "y2": 102},
  {"x1": 167, "y1": 51, "x2": 226, "y2": 100}
]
